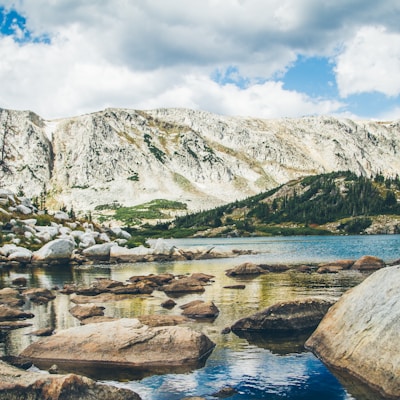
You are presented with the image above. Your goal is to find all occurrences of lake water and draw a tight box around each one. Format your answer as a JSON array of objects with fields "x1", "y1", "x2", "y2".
[{"x1": 1, "y1": 234, "x2": 400, "y2": 400}]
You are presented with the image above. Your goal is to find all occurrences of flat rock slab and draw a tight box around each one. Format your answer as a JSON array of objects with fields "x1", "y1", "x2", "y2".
[
  {"x1": 0, "y1": 305, "x2": 34, "y2": 322},
  {"x1": 306, "y1": 265, "x2": 400, "y2": 399},
  {"x1": 0, "y1": 360, "x2": 141, "y2": 399},
  {"x1": 231, "y1": 298, "x2": 335, "y2": 334},
  {"x1": 19, "y1": 318, "x2": 215, "y2": 377}
]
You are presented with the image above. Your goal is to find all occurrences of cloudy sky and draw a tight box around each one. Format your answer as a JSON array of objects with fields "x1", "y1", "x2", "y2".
[{"x1": 1, "y1": 1, "x2": 400, "y2": 120}]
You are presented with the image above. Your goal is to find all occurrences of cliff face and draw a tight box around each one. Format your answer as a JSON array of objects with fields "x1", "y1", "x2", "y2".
[{"x1": 1, "y1": 107, "x2": 399, "y2": 211}]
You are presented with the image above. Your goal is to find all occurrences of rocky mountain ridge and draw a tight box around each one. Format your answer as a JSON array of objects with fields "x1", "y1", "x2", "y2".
[{"x1": 1, "y1": 107, "x2": 399, "y2": 214}]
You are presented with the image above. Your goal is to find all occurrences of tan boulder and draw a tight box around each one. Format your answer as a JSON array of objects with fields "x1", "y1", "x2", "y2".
[
  {"x1": 69, "y1": 304, "x2": 105, "y2": 320},
  {"x1": 351, "y1": 255, "x2": 385, "y2": 271},
  {"x1": 162, "y1": 277, "x2": 206, "y2": 294},
  {"x1": 317, "y1": 259, "x2": 355, "y2": 273},
  {"x1": 0, "y1": 360, "x2": 141, "y2": 399},
  {"x1": 305, "y1": 265, "x2": 400, "y2": 399},
  {"x1": 180, "y1": 300, "x2": 220, "y2": 319},
  {"x1": 225, "y1": 262, "x2": 265, "y2": 277},
  {"x1": 0, "y1": 288, "x2": 25, "y2": 307},
  {"x1": 0, "y1": 305, "x2": 34, "y2": 322},
  {"x1": 19, "y1": 318, "x2": 215, "y2": 375}
]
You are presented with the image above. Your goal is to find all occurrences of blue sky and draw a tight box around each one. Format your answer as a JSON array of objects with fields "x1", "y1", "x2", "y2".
[{"x1": 1, "y1": 1, "x2": 400, "y2": 120}]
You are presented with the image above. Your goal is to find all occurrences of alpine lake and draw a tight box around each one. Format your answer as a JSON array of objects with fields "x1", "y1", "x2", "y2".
[{"x1": 1, "y1": 234, "x2": 400, "y2": 400}]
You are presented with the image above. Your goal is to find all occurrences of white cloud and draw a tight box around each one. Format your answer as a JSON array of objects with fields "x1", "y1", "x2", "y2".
[
  {"x1": 335, "y1": 26, "x2": 400, "y2": 97},
  {"x1": 1, "y1": 1, "x2": 400, "y2": 119}
]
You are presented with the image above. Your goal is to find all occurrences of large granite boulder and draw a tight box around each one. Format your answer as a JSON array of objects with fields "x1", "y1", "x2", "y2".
[
  {"x1": 19, "y1": 318, "x2": 215, "y2": 376},
  {"x1": 305, "y1": 265, "x2": 400, "y2": 399},
  {"x1": 0, "y1": 360, "x2": 141, "y2": 399},
  {"x1": 231, "y1": 298, "x2": 334, "y2": 334},
  {"x1": 32, "y1": 238, "x2": 75, "y2": 264}
]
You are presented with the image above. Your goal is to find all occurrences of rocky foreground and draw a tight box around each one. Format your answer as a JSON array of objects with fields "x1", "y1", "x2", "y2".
[{"x1": 0, "y1": 360, "x2": 141, "y2": 400}]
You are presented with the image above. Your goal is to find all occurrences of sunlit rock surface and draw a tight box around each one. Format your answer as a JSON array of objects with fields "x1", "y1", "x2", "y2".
[
  {"x1": 306, "y1": 265, "x2": 400, "y2": 399},
  {"x1": 1, "y1": 107, "x2": 400, "y2": 212}
]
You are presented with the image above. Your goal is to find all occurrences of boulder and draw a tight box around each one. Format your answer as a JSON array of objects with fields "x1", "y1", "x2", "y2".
[
  {"x1": 317, "y1": 259, "x2": 355, "y2": 273},
  {"x1": 162, "y1": 277, "x2": 207, "y2": 294},
  {"x1": 16, "y1": 204, "x2": 32, "y2": 215},
  {"x1": 11, "y1": 277, "x2": 28, "y2": 287},
  {"x1": 32, "y1": 239, "x2": 75, "y2": 263},
  {"x1": 110, "y1": 245, "x2": 152, "y2": 262},
  {"x1": 0, "y1": 288, "x2": 25, "y2": 307},
  {"x1": 190, "y1": 272, "x2": 215, "y2": 282},
  {"x1": 7, "y1": 248, "x2": 32, "y2": 263},
  {"x1": 161, "y1": 299, "x2": 177, "y2": 309},
  {"x1": 0, "y1": 305, "x2": 34, "y2": 321},
  {"x1": 305, "y1": 265, "x2": 400, "y2": 399},
  {"x1": 137, "y1": 315, "x2": 190, "y2": 327},
  {"x1": 19, "y1": 319, "x2": 215, "y2": 376},
  {"x1": 69, "y1": 304, "x2": 105, "y2": 320},
  {"x1": 83, "y1": 243, "x2": 115, "y2": 260},
  {"x1": 111, "y1": 227, "x2": 132, "y2": 240},
  {"x1": 53, "y1": 210, "x2": 69, "y2": 221},
  {"x1": 225, "y1": 262, "x2": 265, "y2": 277},
  {"x1": 23, "y1": 288, "x2": 56, "y2": 304},
  {"x1": 351, "y1": 255, "x2": 385, "y2": 271},
  {"x1": 0, "y1": 360, "x2": 141, "y2": 399},
  {"x1": 128, "y1": 273, "x2": 175, "y2": 286},
  {"x1": 180, "y1": 300, "x2": 220, "y2": 319},
  {"x1": 231, "y1": 298, "x2": 335, "y2": 334},
  {"x1": 78, "y1": 233, "x2": 97, "y2": 249}
]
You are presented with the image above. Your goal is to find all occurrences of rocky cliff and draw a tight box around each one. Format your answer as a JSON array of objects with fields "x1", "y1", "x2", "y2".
[{"x1": 1, "y1": 107, "x2": 399, "y2": 212}]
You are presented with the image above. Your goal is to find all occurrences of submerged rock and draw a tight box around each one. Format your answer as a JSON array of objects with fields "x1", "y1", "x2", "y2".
[
  {"x1": 231, "y1": 298, "x2": 335, "y2": 334},
  {"x1": 0, "y1": 360, "x2": 141, "y2": 399},
  {"x1": 162, "y1": 277, "x2": 207, "y2": 294},
  {"x1": 305, "y1": 265, "x2": 400, "y2": 399},
  {"x1": 19, "y1": 318, "x2": 215, "y2": 377}
]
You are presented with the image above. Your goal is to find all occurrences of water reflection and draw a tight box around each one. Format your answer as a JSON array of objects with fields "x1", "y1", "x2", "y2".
[{"x1": 1, "y1": 234, "x2": 395, "y2": 399}]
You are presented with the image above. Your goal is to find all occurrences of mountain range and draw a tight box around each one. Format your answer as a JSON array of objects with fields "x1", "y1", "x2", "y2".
[{"x1": 1, "y1": 107, "x2": 399, "y2": 214}]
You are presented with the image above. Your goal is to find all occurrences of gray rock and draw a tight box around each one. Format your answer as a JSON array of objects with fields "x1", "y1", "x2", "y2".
[
  {"x1": 8, "y1": 248, "x2": 32, "y2": 263},
  {"x1": 32, "y1": 239, "x2": 75, "y2": 263},
  {"x1": 231, "y1": 298, "x2": 335, "y2": 333},
  {"x1": 16, "y1": 204, "x2": 32, "y2": 215},
  {"x1": 54, "y1": 210, "x2": 69, "y2": 220},
  {"x1": 82, "y1": 243, "x2": 115, "y2": 259},
  {"x1": 305, "y1": 265, "x2": 400, "y2": 399}
]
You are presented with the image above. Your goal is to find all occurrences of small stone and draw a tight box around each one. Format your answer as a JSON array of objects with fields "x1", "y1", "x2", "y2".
[
  {"x1": 161, "y1": 299, "x2": 177, "y2": 309},
  {"x1": 48, "y1": 364, "x2": 59, "y2": 374}
]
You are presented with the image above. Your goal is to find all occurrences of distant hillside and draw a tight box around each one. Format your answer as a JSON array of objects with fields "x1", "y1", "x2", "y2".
[
  {"x1": 133, "y1": 171, "x2": 400, "y2": 238},
  {"x1": 1, "y1": 107, "x2": 400, "y2": 216}
]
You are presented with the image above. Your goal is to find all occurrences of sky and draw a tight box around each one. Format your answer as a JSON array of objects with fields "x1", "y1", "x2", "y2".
[{"x1": 0, "y1": 1, "x2": 400, "y2": 121}]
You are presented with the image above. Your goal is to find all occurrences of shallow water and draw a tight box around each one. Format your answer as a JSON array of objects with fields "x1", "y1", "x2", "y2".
[{"x1": 2, "y1": 235, "x2": 399, "y2": 399}]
